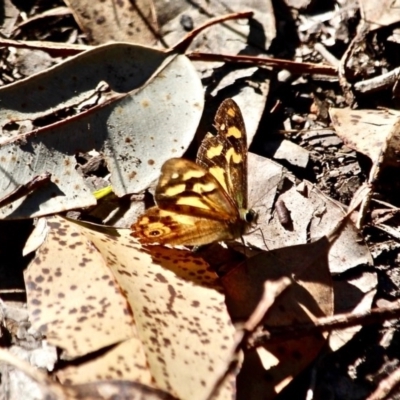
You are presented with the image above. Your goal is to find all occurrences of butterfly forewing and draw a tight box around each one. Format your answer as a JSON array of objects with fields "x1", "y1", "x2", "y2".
[
  {"x1": 197, "y1": 99, "x2": 248, "y2": 210},
  {"x1": 155, "y1": 158, "x2": 239, "y2": 222}
]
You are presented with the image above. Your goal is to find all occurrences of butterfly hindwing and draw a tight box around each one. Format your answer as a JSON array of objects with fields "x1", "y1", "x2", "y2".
[{"x1": 133, "y1": 207, "x2": 239, "y2": 245}]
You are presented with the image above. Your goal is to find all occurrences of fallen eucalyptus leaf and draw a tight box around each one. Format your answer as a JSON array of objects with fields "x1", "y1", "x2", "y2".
[
  {"x1": 0, "y1": 43, "x2": 204, "y2": 219},
  {"x1": 25, "y1": 216, "x2": 236, "y2": 400},
  {"x1": 65, "y1": 0, "x2": 158, "y2": 45}
]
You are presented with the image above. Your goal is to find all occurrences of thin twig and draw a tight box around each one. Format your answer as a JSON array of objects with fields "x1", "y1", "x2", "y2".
[
  {"x1": 0, "y1": 172, "x2": 52, "y2": 208},
  {"x1": 251, "y1": 299, "x2": 400, "y2": 348},
  {"x1": 187, "y1": 52, "x2": 337, "y2": 76},
  {"x1": 314, "y1": 43, "x2": 340, "y2": 67},
  {"x1": 354, "y1": 67, "x2": 400, "y2": 94},
  {"x1": 0, "y1": 38, "x2": 91, "y2": 56},
  {"x1": 338, "y1": 22, "x2": 370, "y2": 106},
  {"x1": 172, "y1": 11, "x2": 253, "y2": 53},
  {"x1": 0, "y1": 289, "x2": 25, "y2": 294},
  {"x1": 205, "y1": 277, "x2": 291, "y2": 400},
  {"x1": 366, "y1": 367, "x2": 400, "y2": 400}
]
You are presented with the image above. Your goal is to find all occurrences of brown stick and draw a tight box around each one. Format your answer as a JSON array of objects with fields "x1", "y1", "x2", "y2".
[
  {"x1": 366, "y1": 367, "x2": 400, "y2": 400},
  {"x1": 172, "y1": 11, "x2": 253, "y2": 53},
  {"x1": 187, "y1": 52, "x2": 338, "y2": 76},
  {"x1": 338, "y1": 22, "x2": 370, "y2": 106},
  {"x1": 251, "y1": 299, "x2": 400, "y2": 348},
  {"x1": 205, "y1": 277, "x2": 292, "y2": 400},
  {"x1": 0, "y1": 172, "x2": 52, "y2": 208}
]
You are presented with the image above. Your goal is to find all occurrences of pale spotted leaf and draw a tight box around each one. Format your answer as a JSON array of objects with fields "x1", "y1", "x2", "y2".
[
  {"x1": 329, "y1": 108, "x2": 400, "y2": 180},
  {"x1": 24, "y1": 217, "x2": 137, "y2": 359},
  {"x1": 82, "y1": 227, "x2": 237, "y2": 400},
  {"x1": 24, "y1": 216, "x2": 236, "y2": 399}
]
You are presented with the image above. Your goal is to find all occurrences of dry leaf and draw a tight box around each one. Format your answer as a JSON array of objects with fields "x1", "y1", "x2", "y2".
[
  {"x1": 65, "y1": 0, "x2": 158, "y2": 45},
  {"x1": 330, "y1": 271, "x2": 377, "y2": 351},
  {"x1": 360, "y1": 0, "x2": 400, "y2": 31},
  {"x1": 267, "y1": 138, "x2": 310, "y2": 169},
  {"x1": 248, "y1": 176, "x2": 372, "y2": 275},
  {"x1": 0, "y1": 347, "x2": 176, "y2": 400},
  {"x1": 159, "y1": 0, "x2": 275, "y2": 50},
  {"x1": 0, "y1": 43, "x2": 204, "y2": 219},
  {"x1": 67, "y1": 380, "x2": 177, "y2": 400},
  {"x1": 161, "y1": 1, "x2": 275, "y2": 147},
  {"x1": 25, "y1": 216, "x2": 236, "y2": 400},
  {"x1": 329, "y1": 108, "x2": 400, "y2": 183},
  {"x1": 22, "y1": 218, "x2": 48, "y2": 256},
  {"x1": 24, "y1": 218, "x2": 136, "y2": 358},
  {"x1": 222, "y1": 234, "x2": 334, "y2": 397}
]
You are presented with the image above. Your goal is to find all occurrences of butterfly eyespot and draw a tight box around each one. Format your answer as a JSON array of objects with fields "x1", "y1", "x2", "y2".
[{"x1": 149, "y1": 229, "x2": 162, "y2": 237}]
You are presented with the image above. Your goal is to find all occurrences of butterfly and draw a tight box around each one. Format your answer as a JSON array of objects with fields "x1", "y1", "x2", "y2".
[{"x1": 131, "y1": 98, "x2": 257, "y2": 245}]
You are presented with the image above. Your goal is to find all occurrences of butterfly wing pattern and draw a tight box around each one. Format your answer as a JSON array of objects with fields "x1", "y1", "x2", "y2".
[
  {"x1": 197, "y1": 99, "x2": 249, "y2": 216},
  {"x1": 131, "y1": 99, "x2": 257, "y2": 246}
]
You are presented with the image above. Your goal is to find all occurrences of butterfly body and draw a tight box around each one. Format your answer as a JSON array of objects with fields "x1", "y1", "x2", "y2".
[{"x1": 131, "y1": 99, "x2": 256, "y2": 246}]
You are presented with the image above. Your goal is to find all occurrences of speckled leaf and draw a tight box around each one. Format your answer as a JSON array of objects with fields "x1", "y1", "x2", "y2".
[
  {"x1": 360, "y1": 0, "x2": 400, "y2": 31},
  {"x1": 0, "y1": 42, "x2": 204, "y2": 219},
  {"x1": 24, "y1": 217, "x2": 139, "y2": 359},
  {"x1": 329, "y1": 108, "x2": 400, "y2": 183},
  {"x1": 81, "y1": 228, "x2": 237, "y2": 400},
  {"x1": 65, "y1": 0, "x2": 158, "y2": 45},
  {"x1": 24, "y1": 216, "x2": 236, "y2": 399},
  {"x1": 57, "y1": 338, "x2": 153, "y2": 386}
]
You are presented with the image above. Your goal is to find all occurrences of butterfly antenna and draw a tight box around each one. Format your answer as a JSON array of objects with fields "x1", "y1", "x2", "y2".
[
  {"x1": 246, "y1": 227, "x2": 270, "y2": 250},
  {"x1": 240, "y1": 234, "x2": 248, "y2": 257}
]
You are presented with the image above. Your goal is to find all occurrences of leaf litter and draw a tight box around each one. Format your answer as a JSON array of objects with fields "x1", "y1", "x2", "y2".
[
  {"x1": 0, "y1": 43, "x2": 204, "y2": 218},
  {"x1": 25, "y1": 215, "x2": 236, "y2": 400},
  {"x1": 0, "y1": 2, "x2": 397, "y2": 398}
]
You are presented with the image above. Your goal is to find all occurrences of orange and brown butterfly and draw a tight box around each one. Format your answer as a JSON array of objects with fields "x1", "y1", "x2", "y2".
[{"x1": 131, "y1": 98, "x2": 257, "y2": 245}]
